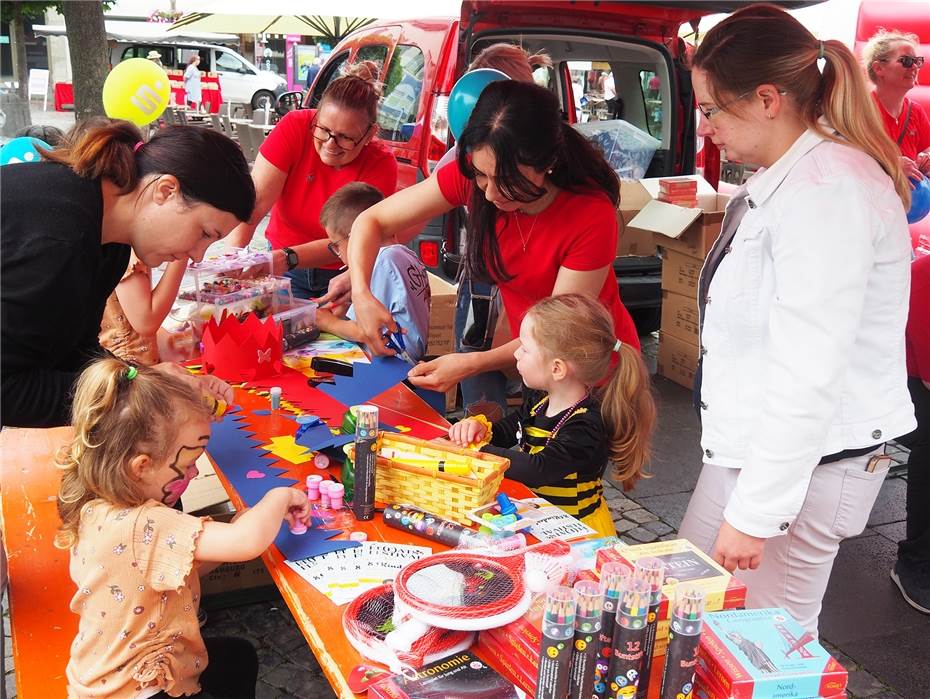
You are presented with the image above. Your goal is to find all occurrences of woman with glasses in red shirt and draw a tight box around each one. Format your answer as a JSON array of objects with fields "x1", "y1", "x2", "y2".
[
  {"x1": 863, "y1": 30, "x2": 930, "y2": 181},
  {"x1": 228, "y1": 61, "x2": 398, "y2": 300}
]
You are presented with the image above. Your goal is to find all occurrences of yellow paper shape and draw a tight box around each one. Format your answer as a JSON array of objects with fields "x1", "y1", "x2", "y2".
[{"x1": 261, "y1": 435, "x2": 313, "y2": 464}]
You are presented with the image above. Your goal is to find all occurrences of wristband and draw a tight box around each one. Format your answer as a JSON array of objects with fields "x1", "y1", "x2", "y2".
[{"x1": 282, "y1": 247, "x2": 299, "y2": 271}]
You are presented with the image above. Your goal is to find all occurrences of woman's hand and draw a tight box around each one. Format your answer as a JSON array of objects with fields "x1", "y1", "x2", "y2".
[
  {"x1": 407, "y1": 353, "x2": 473, "y2": 393},
  {"x1": 352, "y1": 291, "x2": 397, "y2": 355},
  {"x1": 902, "y1": 155, "x2": 923, "y2": 182},
  {"x1": 711, "y1": 520, "x2": 766, "y2": 572},
  {"x1": 153, "y1": 363, "x2": 234, "y2": 414},
  {"x1": 917, "y1": 150, "x2": 930, "y2": 176},
  {"x1": 448, "y1": 418, "x2": 488, "y2": 448},
  {"x1": 316, "y1": 270, "x2": 352, "y2": 310}
]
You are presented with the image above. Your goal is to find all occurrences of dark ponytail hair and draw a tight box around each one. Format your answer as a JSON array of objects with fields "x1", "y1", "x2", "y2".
[
  {"x1": 42, "y1": 119, "x2": 255, "y2": 222},
  {"x1": 456, "y1": 81, "x2": 620, "y2": 283}
]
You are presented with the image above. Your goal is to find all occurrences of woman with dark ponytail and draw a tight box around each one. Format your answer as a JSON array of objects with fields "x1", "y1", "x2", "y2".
[
  {"x1": 1, "y1": 120, "x2": 255, "y2": 427},
  {"x1": 346, "y1": 80, "x2": 639, "y2": 393}
]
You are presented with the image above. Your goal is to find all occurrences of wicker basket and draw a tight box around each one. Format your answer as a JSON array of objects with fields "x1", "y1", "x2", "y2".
[{"x1": 344, "y1": 433, "x2": 510, "y2": 525}]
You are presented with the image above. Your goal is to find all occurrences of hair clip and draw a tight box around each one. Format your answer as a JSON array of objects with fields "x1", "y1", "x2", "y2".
[
  {"x1": 613, "y1": 339, "x2": 622, "y2": 353},
  {"x1": 125, "y1": 366, "x2": 138, "y2": 380},
  {"x1": 818, "y1": 41, "x2": 825, "y2": 60}
]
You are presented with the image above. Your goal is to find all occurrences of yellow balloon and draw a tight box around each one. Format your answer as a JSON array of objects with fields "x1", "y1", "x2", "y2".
[{"x1": 102, "y1": 58, "x2": 171, "y2": 127}]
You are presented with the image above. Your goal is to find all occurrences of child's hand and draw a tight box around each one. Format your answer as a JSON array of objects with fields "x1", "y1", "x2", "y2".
[
  {"x1": 283, "y1": 488, "x2": 311, "y2": 528},
  {"x1": 449, "y1": 418, "x2": 488, "y2": 448}
]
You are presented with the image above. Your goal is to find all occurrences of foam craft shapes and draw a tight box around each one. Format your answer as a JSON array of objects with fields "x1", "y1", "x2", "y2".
[
  {"x1": 202, "y1": 312, "x2": 283, "y2": 382},
  {"x1": 102, "y1": 58, "x2": 171, "y2": 126},
  {"x1": 207, "y1": 406, "x2": 296, "y2": 506},
  {"x1": 247, "y1": 369, "x2": 348, "y2": 421},
  {"x1": 273, "y1": 520, "x2": 360, "y2": 562},
  {"x1": 448, "y1": 68, "x2": 510, "y2": 140},
  {"x1": 0, "y1": 137, "x2": 50, "y2": 166},
  {"x1": 246, "y1": 470, "x2": 266, "y2": 479},
  {"x1": 319, "y1": 355, "x2": 412, "y2": 406},
  {"x1": 907, "y1": 176, "x2": 930, "y2": 224},
  {"x1": 261, "y1": 435, "x2": 314, "y2": 465}
]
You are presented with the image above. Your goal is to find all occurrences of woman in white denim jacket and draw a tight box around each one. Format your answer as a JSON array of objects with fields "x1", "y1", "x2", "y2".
[{"x1": 678, "y1": 5, "x2": 916, "y2": 635}]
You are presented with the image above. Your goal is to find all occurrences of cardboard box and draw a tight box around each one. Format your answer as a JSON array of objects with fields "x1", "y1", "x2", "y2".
[
  {"x1": 657, "y1": 331, "x2": 700, "y2": 389},
  {"x1": 626, "y1": 175, "x2": 728, "y2": 259},
  {"x1": 660, "y1": 249, "x2": 703, "y2": 298},
  {"x1": 698, "y1": 608, "x2": 848, "y2": 699},
  {"x1": 200, "y1": 557, "x2": 274, "y2": 597},
  {"x1": 660, "y1": 289, "x2": 700, "y2": 344},
  {"x1": 426, "y1": 272, "x2": 457, "y2": 356},
  {"x1": 617, "y1": 179, "x2": 658, "y2": 256}
]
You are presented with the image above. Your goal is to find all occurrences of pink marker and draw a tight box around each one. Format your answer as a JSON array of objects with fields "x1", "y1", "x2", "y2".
[{"x1": 290, "y1": 521, "x2": 308, "y2": 535}]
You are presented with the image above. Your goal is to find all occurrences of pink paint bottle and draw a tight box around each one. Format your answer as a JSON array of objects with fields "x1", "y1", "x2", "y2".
[
  {"x1": 305, "y1": 474, "x2": 322, "y2": 502},
  {"x1": 329, "y1": 483, "x2": 345, "y2": 510}
]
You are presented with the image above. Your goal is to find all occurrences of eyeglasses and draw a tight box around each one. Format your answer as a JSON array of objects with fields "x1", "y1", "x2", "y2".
[
  {"x1": 698, "y1": 90, "x2": 753, "y2": 120},
  {"x1": 894, "y1": 55, "x2": 925, "y2": 69},
  {"x1": 326, "y1": 237, "x2": 348, "y2": 259},
  {"x1": 312, "y1": 121, "x2": 372, "y2": 150},
  {"x1": 698, "y1": 89, "x2": 788, "y2": 121}
]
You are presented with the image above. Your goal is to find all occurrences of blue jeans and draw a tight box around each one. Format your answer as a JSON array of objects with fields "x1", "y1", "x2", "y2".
[
  {"x1": 285, "y1": 267, "x2": 341, "y2": 301},
  {"x1": 455, "y1": 278, "x2": 509, "y2": 418}
]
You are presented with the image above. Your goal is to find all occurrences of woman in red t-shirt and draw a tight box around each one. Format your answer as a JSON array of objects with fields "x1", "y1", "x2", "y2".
[
  {"x1": 862, "y1": 30, "x2": 930, "y2": 181},
  {"x1": 228, "y1": 62, "x2": 398, "y2": 299},
  {"x1": 346, "y1": 80, "x2": 639, "y2": 393}
]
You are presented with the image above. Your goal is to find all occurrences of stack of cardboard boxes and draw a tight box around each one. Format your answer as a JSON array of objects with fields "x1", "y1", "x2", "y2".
[{"x1": 623, "y1": 176, "x2": 728, "y2": 390}]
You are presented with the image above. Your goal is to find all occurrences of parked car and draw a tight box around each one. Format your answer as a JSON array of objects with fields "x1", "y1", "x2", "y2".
[
  {"x1": 307, "y1": 1, "x2": 819, "y2": 334},
  {"x1": 111, "y1": 41, "x2": 287, "y2": 110}
]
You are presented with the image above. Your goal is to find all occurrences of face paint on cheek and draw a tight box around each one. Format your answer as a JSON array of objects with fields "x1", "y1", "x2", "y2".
[{"x1": 161, "y1": 445, "x2": 204, "y2": 505}]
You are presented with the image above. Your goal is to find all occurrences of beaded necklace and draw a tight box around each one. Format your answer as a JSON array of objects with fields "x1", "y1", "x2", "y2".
[{"x1": 530, "y1": 390, "x2": 592, "y2": 446}]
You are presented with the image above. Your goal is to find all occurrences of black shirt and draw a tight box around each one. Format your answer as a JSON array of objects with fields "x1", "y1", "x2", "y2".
[
  {"x1": 482, "y1": 389, "x2": 609, "y2": 520},
  {"x1": 1, "y1": 162, "x2": 131, "y2": 427}
]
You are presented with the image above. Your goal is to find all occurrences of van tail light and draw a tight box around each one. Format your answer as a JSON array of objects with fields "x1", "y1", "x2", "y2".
[
  {"x1": 419, "y1": 240, "x2": 440, "y2": 268},
  {"x1": 427, "y1": 94, "x2": 450, "y2": 170}
]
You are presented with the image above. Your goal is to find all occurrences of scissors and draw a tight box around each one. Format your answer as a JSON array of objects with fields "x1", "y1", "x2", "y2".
[{"x1": 383, "y1": 326, "x2": 415, "y2": 366}]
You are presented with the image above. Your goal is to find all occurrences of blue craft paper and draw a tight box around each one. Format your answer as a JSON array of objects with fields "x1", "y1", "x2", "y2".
[
  {"x1": 319, "y1": 355, "x2": 411, "y2": 406},
  {"x1": 410, "y1": 385, "x2": 447, "y2": 416},
  {"x1": 207, "y1": 408, "x2": 297, "y2": 506},
  {"x1": 273, "y1": 521, "x2": 360, "y2": 561}
]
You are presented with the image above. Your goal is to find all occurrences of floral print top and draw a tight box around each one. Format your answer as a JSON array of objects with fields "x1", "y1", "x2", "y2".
[{"x1": 66, "y1": 500, "x2": 207, "y2": 698}]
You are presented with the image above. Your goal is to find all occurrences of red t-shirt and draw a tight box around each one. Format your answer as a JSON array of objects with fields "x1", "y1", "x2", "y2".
[
  {"x1": 436, "y1": 162, "x2": 639, "y2": 349},
  {"x1": 906, "y1": 254, "x2": 930, "y2": 381},
  {"x1": 259, "y1": 109, "x2": 398, "y2": 267},
  {"x1": 872, "y1": 93, "x2": 930, "y2": 162}
]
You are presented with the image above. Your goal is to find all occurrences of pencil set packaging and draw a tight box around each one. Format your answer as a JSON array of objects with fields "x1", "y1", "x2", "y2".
[
  {"x1": 596, "y1": 539, "x2": 747, "y2": 650},
  {"x1": 659, "y1": 586, "x2": 706, "y2": 699},
  {"x1": 696, "y1": 608, "x2": 848, "y2": 699},
  {"x1": 535, "y1": 586, "x2": 575, "y2": 699}
]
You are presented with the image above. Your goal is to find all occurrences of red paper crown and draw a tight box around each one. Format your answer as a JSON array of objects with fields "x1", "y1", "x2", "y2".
[{"x1": 201, "y1": 312, "x2": 283, "y2": 381}]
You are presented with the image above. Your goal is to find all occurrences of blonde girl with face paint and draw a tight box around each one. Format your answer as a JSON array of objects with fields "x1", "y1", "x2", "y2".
[{"x1": 55, "y1": 358, "x2": 310, "y2": 699}]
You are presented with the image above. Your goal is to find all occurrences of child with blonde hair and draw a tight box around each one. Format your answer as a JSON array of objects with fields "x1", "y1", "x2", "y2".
[
  {"x1": 56, "y1": 358, "x2": 310, "y2": 698},
  {"x1": 449, "y1": 294, "x2": 656, "y2": 537}
]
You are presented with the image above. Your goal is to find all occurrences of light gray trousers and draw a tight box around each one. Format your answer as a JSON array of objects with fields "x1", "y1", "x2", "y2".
[{"x1": 678, "y1": 451, "x2": 888, "y2": 636}]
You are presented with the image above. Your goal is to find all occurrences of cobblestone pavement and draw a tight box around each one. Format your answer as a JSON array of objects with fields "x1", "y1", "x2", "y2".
[{"x1": 2, "y1": 334, "x2": 917, "y2": 698}]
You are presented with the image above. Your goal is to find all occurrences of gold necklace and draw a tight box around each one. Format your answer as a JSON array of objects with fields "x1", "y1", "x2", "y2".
[{"x1": 514, "y1": 211, "x2": 539, "y2": 253}]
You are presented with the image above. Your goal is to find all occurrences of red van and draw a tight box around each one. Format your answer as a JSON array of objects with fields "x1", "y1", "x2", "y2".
[{"x1": 305, "y1": 1, "x2": 818, "y2": 332}]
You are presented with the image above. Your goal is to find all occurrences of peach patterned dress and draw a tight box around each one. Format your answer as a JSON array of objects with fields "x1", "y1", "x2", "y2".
[
  {"x1": 99, "y1": 260, "x2": 159, "y2": 366},
  {"x1": 66, "y1": 500, "x2": 208, "y2": 698}
]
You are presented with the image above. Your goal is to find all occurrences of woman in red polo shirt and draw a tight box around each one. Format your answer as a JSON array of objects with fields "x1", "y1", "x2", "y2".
[
  {"x1": 228, "y1": 62, "x2": 398, "y2": 299},
  {"x1": 863, "y1": 29, "x2": 930, "y2": 181},
  {"x1": 346, "y1": 80, "x2": 639, "y2": 393}
]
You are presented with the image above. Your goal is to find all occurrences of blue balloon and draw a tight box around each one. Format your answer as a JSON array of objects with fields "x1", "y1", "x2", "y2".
[
  {"x1": 0, "y1": 137, "x2": 51, "y2": 166},
  {"x1": 447, "y1": 68, "x2": 510, "y2": 140},
  {"x1": 908, "y1": 177, "x2": 930, "y2": 224}
]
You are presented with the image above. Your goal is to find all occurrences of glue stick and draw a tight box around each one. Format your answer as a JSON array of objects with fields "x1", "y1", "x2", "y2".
[{"x1": 269, "y1": 386, "x2": 282, "y2": 410}]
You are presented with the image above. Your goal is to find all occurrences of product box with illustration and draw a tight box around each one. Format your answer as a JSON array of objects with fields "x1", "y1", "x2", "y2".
[
  {"x1": 697, "y1": 608, "x2": 847, "y2": 699},
  {"x1": 596, "y1": 539, "x2": 747, "y2": 643},
  {"x1": 368, "y1": 650, "x2": 525, "y2": 698}
]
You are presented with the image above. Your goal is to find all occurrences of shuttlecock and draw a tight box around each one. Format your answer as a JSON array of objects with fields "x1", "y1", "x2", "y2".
[{"x1": 524, "y1": 551, "x2": 570, "y2": 594}]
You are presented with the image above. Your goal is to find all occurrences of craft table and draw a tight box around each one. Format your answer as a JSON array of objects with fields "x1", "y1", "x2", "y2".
[{"x1": 0, "y1": 374, "x2": 532, "y2": 697}]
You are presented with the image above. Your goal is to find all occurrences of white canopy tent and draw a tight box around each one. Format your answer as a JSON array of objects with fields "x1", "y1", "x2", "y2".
[{"x1": 168, "y1": 0, "x2": 462, "y2": 36}]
